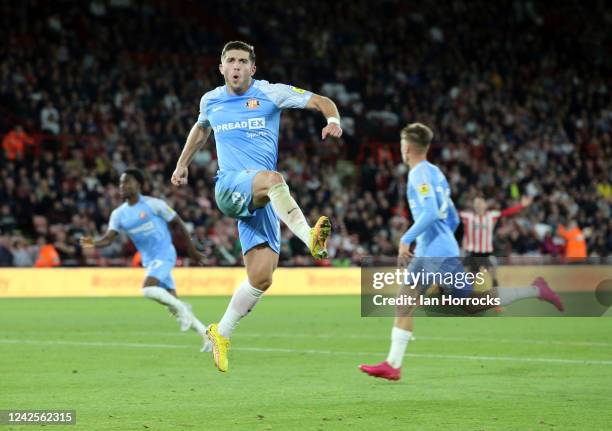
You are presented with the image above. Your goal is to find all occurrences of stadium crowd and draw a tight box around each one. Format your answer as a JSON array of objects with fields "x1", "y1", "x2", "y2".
[{"x1": 1, "y1": 0, "x2": 610, "y2": 267}]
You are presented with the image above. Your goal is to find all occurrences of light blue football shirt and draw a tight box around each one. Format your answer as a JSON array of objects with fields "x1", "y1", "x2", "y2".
[
  {"x1": 108, "y1": 195, "x2": 177, "y2": 266},
  {"x1": 402, "y1": 160, "x2": 460, "y2": 257},
  {"x1": 197, "y1": 79, "x2": 313, "y2": 171}
]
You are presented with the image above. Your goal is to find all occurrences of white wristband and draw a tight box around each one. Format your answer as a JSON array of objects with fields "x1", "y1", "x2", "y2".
[{"x1": 327, "y1": 116, "x2": 341, "y2": 125}]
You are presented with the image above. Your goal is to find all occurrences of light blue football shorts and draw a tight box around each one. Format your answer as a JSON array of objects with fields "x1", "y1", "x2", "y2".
[
  {"x1": 145, "y1": 258, "x2": 176, "y2": 290},
  {"x1": 214, "y1": 169, "x2": 280, "y2": 255}
]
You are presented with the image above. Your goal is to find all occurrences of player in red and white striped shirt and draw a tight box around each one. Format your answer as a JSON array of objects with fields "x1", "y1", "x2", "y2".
[{"x1": 460, "y1": 195, "x2": 532, "y2": 286}]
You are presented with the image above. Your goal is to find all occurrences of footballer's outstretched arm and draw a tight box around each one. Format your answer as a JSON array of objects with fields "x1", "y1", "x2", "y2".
[
  {"x1": 80, "y1": 229, "x2": 118, "y2": 249},
  {"x1": 306, "y1": 94, "x2": 343, "y2": 139},
  {"x1": 171, "y1": 123, "x2": 212, "y2": 186},
  {"x1": 168, "y1": 215, "x2": 206, "y2": 265}
]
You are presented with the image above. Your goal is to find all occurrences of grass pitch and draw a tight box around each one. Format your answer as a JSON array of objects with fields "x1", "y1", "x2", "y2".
[{"x1": 1, "y1": 296, "x2": 611, "y2": 430}]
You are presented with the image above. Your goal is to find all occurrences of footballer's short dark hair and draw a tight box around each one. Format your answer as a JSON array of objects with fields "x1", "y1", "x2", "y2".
[
  {"x1": 221, "y1": 41, "x2": 256, "y2": 64},
  {"x1": 123, "y1": 168, "x2": 145, "y2": 187}
]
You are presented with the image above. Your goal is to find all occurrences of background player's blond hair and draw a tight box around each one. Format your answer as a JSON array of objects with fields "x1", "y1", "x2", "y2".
[{"x1": 401, "y1": 123, "x2": 433, "y2": 152}]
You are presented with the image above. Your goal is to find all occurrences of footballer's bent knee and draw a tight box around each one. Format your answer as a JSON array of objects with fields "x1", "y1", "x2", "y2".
[
  {"x1": 249, "y1": 276, "x2": 273, "y2": 291},
  {"x1": 264, "y1": 170, "x2": 285, "y2": 188}
]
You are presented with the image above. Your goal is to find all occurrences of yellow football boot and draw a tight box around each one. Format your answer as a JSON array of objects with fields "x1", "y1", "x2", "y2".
[
  {"x1": 206, "y1": 323, "x2": 230, "y2": 372},
  {"x1": 309, "y1": 216, "x2": 332, "y2": 259}
]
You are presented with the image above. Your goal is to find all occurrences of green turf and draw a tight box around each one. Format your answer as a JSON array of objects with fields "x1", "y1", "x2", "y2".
[{"x1": 1, "y1": 296, "x2": 611, "y2": 430}]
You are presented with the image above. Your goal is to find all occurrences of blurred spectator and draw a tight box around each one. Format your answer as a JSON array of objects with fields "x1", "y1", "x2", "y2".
[
  {"x1": 131, "y1": 251, "x2": 141, "y2": 267},
  {"x1": 2, "y1": 125, "x2": 34, "y2": 161},
  {"x1": 0, "y1": 234, "x2": 15, "y2": 266},
  {"x1": 50, "y1": 225, "x2": 80, "y2": 266},
  {"x1": 34, "y1": 235, "x2": 61, "y2": 267},
  {"x1": 40, "y1": 100, "x2": 60, "y2": 135},
  {"x1": 11, "y1": 236, "x2": 35, "y2": 267},
  {"x1": 0, "y1": 204, "x2": 17, "y2": 232},
  {"x1": 557, "y1": 221, "x2": 587, "y2": 261}
]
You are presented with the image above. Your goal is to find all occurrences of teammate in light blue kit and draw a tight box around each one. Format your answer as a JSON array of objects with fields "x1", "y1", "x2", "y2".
[
  {"x1": 80, "y1": 168, "x2": 211, "y2": 351},
  {"x1": 401, "y1": 156, "x2": 461, "y2": 258},
  {"x1": 172, "y1": 41, "x2": 343, "y2": 372},
  {"x1": 360, "y1": 124, "x2": 563, "y2": 381},
  {"x1": 358, "y1": 123, "x2": 469, "y2": 381},
  {"x1": 399, "y1": 142, "x2": 468, "y2": 296}
]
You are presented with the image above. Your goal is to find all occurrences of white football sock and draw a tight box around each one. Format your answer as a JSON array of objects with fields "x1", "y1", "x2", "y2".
[
  {"x1": 497, "y1": 286, "x2": 538, "y2": 306},
  {"x1": 142, "y1": 286, "x2": 184, "y2": 309},
  {"x1": 218, "y1": 279, "x2": 264, "y2": 338},
  {"x1": 386, "y1": 326, "x2": 412, "y2": 368},
  {"x1": 267, "y1": 182, "x2": 311, "y2": 247},
  {"x1": 143, "y1": 287, "x2": 194, "y2": 331},
  {"x1": 189, "y1": 313, "x2": 207, "y2": 337}
]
